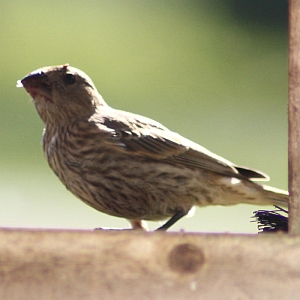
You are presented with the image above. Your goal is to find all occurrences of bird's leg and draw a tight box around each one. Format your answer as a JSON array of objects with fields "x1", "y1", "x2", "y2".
[
  {"x1": 129, "y1": 219, "x2": 149, "y2": 230},
  {"x1": 156, "y1": 209, "x2": 188, "y2": 231}
]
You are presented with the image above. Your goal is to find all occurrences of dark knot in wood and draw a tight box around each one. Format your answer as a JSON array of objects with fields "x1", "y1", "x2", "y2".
[{"x1": 168, "y1": 243, "x2": 205, "y2": 274}]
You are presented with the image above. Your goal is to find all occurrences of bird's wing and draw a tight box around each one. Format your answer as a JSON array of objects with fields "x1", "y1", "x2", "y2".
[{"x1": 92, "y1": 108, "x2": 268, "y2": 180}]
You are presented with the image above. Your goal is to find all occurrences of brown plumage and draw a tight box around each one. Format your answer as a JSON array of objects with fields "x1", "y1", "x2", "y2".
[{"x1": 17, "y1": 64, "x2": 288, "y2": 230}]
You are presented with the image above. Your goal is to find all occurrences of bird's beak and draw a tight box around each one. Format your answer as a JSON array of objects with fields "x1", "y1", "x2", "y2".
[
  {"x1": 17, "y1": 70, "x2": 52, "y2": 102},
  {"x1": 17, "y1": 70, "x2": 47, "y2": 87}
]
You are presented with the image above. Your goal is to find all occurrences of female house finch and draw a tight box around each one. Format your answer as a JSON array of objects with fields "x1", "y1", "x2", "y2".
[{"x1": 17, "y1": 64, "x2": 288, "y2": 230}]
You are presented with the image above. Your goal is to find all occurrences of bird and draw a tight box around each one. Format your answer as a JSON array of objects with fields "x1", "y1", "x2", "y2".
[{"x1": 17, "y1": 64, "x2": 288, "y2": 231}]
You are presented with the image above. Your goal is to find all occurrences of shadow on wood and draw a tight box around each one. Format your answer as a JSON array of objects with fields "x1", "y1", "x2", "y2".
[{"x1": 0, "y1": 228, "x2": 299, "y2": 300}]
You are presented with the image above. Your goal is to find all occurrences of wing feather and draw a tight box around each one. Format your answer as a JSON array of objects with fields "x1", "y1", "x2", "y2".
[{"x1": 92, "y1": 108, "x2": 268, "y2": 180}]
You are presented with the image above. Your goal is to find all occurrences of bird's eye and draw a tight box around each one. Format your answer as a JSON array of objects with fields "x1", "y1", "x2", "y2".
[{"x1": 63, "y1": 73, "x2": 76, "y2": 85}]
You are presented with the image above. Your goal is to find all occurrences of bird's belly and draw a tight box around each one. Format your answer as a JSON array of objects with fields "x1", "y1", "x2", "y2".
[{"x1": 48, "y1": 151, "x2": 212, "y2": 220}]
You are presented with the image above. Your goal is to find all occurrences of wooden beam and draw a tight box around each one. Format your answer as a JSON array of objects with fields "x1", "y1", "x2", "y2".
[
  {"x1": 289, "y1": 0, "x2": 300, "y2": 233},
  {"x1": 0, "y1": 228, "x2": 299, "y2": 299}
]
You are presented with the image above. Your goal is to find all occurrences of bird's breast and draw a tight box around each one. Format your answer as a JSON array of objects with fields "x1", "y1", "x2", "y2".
[{"x1": 41, "y1": 125, "x2": 223, "y2": 220}]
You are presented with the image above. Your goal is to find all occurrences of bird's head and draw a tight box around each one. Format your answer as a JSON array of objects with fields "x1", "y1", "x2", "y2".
[{"x1": 17, "y1": 64, "x2": 107, "y2": 125}]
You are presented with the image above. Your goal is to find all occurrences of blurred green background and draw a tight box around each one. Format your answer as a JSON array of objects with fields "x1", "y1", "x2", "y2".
[{"x1": 1, "y1": 0, "x2": 288, "y2": 233}]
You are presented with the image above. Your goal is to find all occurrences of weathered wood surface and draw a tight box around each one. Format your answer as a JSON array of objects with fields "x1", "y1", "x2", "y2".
[
  {"x1": 0, "y1": 228, "x2": 299, "y2": 300},
  {"x1": 289, "y1": 0, "x2": 300, "y2": 234}
]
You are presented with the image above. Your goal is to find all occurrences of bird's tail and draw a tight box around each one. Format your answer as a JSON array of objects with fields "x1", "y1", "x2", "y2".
[{"x1": 261, "y1": 185, "x2": 289, "y2": 207}]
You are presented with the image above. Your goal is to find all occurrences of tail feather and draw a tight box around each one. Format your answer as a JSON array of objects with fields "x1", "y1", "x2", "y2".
[{"x1": 262, "y1": 185, "x2": 289, "y2": 207}]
